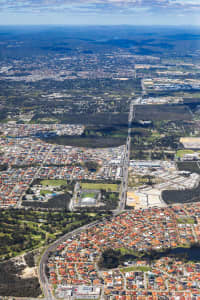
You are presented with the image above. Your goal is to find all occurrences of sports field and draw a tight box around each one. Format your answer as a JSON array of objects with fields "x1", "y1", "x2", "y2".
[
  {"x1": 81, "y1": 183, "x2": 119, "y2": 192},
  {"x1": 176, "y1": 149, "x2": 195, "y2": 158}
]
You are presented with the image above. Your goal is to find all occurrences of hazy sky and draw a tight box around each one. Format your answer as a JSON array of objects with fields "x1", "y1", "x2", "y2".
[{"x1": 0, "y1": 0, "x2": 200, "y2": 26}]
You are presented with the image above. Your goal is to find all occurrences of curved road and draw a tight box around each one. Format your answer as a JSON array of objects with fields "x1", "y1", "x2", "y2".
[{"x1": 39, "y1": 220, "x2": 102, "y2": 299}]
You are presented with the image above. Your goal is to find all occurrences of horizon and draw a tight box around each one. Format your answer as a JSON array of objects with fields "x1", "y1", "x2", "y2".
[{"x1": 0, "y1": 24, "x2": 200, "y2": 27}]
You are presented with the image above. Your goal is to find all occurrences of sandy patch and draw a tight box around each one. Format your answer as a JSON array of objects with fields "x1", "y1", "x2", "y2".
[{"x1": 21, "y1": 267, "x2": 37, "y2": 279}]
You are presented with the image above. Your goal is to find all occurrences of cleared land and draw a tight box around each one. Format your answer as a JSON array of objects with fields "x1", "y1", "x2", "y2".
[
  {"x1": 0, "y1": 259, "x2": 41, "y2": 298},
  {"x1": 180, "y1": 137, "x2": 200, "y2": 149}
]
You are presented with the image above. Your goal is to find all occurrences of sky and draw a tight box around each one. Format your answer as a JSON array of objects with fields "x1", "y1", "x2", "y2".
[{"x1": 0, "y1": 0, "x2": 200, "y2": 26}]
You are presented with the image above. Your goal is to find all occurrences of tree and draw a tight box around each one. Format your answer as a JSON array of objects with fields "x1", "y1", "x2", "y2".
[
  {"x1": 84, "y1": 161, "x2": 99, "y2": 172},
  {"x1": 142, "y1": 175, "x2": 154, "y2": 186}
]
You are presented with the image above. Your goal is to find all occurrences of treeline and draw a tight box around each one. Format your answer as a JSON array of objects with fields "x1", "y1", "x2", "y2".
[
  {"x1": 38, "y1": 112, "x2": 129, "y2": 126},
  {"x1": 135, "y1": 105, "x2": 192, "y2": 121},
  {"x1": 101, "y1": 190, "x2": 119, "y2": 210},
  {"x1": 162, "y1": 184, "x2": 200, "y2": 204},
  {"x1": 130, "y1": 150, "x2": 174, "y2": 161},
  {"x1": 43, "y1": 135, "x2": 126, "y2": 148}
]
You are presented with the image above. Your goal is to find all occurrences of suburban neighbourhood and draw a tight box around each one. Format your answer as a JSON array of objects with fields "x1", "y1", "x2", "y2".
[{"x1": 48, "y1": 203, "x2": 200, "y2": 299}]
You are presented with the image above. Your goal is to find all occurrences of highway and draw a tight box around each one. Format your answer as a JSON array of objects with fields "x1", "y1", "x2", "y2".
[{"x1": 117, "y1": 100, "x2": 135, "y2": 212}]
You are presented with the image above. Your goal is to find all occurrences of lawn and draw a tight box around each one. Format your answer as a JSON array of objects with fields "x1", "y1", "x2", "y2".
[
  {"x1": 176, "y1": 149, "x2": 195, "y2": 158},
  {"x1": 40, "y1": 179, "x2": 67, "y2": 186},
  {"x1": 81, "y1": 183, "x2": 118, "y2": 192},
  {"x1": 40, "y1": 190, "x2": 51, "y2": 196},
  {"x1": 117, "y1": 247, "x2": 142, "y2": 257},
  {"x1": 177, "y1": 217, "x2": 196, "y2": 224},
  {"x1": 120, "y1": 266, "x2": 151, "y2": 273}
]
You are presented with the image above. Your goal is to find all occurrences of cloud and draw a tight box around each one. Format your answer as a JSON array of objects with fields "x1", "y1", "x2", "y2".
[
  {"x1": 0, "y1": 0, "x2": 200, "y2": 25},
  {"x1": 1, "y1": 0, "x2": 200, "y2": 12}
]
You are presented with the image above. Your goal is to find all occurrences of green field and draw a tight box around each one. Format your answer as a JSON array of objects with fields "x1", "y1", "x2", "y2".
[
  {"x1": 40, "y1": 179, "x2": 67, "y2": 186},
  {"x1": 118, "y1": 247, "x2": 143, "y2": 257},
  {"x1": 82, "y1": 192, "x2": 96, "y2": 198},
  {"x1": 120, "y1": 266, "x2": 151, "y2": 273},
  {"x1": 177, "y1": 217, "x2": 196, "y2": 224},
  {"x1": 81, "y1": 183, "x2": 119, "y2": 192},
  {"x1": 40, "y1": 190, "x2": 52, "y2": 196},
  {"x1": 176, "y1": 149, "x2": 195, "y2": 158}
]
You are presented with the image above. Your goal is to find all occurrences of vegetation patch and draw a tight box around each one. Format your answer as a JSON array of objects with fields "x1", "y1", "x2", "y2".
[
  {"x1": 54, "y1": 112, "x2": 129, "y2": 126},
  {"x1": 40, "y1": 189, "x2": 52, "y2": 196},
  {"x1": 0, "y1": 209, "x2": 106, "y2": 261},
  {"x1": 98, "y1": 248, "x2": 143, "y2": 270},
  {"x1": 42, "y1": 124, "x2": 129, "y2": 148},
  {"x1": 84, "y1": 160, "x2": 99, "y2": 172},
  {"x1": 135, "y1": 105, "x2": 192, "y2": 121},
  {"x1": 99, "y1": 246, "x2": 200, "y2": 270},
  {"x1": 177, "y1": 161, "x2": 200, "y2": 174},
  {"x1": 130, "y1": 120, "x2": 193, "y2": 160},
  {"x1": 43, "y1": 135, "x2": 126, "y2": 148},
  {"x1": 101, "y1": 191, "x2": 119, "y2": 210},
  {"x1": 162, "y1": 183, "x2": 200, "y2": 204},
  {"x1": 0, "y1": 259, "x2": 41, "y2": 297},
  {"x1": 0, "y1": 164, "x2": 8, "y2": 171}
]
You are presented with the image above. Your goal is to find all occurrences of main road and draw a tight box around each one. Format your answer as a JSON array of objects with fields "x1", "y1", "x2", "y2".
[
  {"x1": 39, "y1": 220, "x2": 102, "y2": 300},
  {"x1": 117, "y1": 100, "x2": 135, "y2": 212}
]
